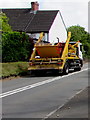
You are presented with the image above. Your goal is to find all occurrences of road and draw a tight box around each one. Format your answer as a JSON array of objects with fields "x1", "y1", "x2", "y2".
[
  {"x1": 49, "y1": 86, "x2": 88, "y2": 119},
  {"x1": 1, "y1": 63, "x2": 89, "y2": 119}
]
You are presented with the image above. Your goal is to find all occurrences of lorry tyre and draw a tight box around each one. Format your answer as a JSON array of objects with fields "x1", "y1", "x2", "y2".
[
  {"x1": 74, "y1": 67, "x2": 81, "y2": 71},
  {"x1": 80, "y1": 60, "x2": 83, "y2": 67},
  {"x1": 74, "y1": 60, "x2": 82, "y2": 71},
  {"x1": 63, "y1": 63, "x2": 69, "y2": 75}
]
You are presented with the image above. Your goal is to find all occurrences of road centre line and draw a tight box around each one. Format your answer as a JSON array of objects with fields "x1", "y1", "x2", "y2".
[{"x1": 0, "y1": 68, "x2": 89, "y2": 98}]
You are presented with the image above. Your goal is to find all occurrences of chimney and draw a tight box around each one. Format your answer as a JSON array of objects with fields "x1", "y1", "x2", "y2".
[{"x1": 31, "y1": 1, "x2": 39, "y2": 11}]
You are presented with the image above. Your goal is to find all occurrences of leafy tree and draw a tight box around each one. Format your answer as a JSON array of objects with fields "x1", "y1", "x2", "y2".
[
  {"x1": 0, "y1": 12, "x2": 12, "y2": 32},
  {"x1": 67, "y1": 25, "x2": 86, "y2": 41},
  {"x1": 67, "y1": 25, "x2": 90, "y2": 59}
]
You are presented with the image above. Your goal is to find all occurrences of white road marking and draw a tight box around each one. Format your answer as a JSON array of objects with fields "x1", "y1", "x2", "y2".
[{"x1": 0, "y1": 68, "x2": 89, "y2": 98}]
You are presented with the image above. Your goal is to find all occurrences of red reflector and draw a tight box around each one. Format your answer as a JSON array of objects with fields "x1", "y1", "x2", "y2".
[
  {"x1": 57, "y1": 63, "x2": 62, "y2": 65},
  {"x1": 29, "y1": 63, "x2": 33, "y2": 66}
]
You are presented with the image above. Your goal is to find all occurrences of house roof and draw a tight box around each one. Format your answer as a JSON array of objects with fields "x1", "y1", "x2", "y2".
[{"x1": 2, "y1": 9, "x2": 59, "y2": 33}]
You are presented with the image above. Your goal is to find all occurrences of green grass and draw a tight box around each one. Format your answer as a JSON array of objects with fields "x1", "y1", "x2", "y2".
[{"x1": 1, "y1": 62, "x2": 29, "y2": 78}]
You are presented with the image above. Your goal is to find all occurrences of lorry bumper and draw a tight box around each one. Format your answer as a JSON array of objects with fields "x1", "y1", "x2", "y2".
[{"x1": 28, "y1": 65, "x2": 63, "y2": 74}]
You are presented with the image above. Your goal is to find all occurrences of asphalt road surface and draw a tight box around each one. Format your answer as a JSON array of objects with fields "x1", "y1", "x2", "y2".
[
  {"x1": 48, "y1": 86, "x2": 89, "y2": 119},
  {"x1": 1, "y1": 63, "x2": 89, "y2": 119}
]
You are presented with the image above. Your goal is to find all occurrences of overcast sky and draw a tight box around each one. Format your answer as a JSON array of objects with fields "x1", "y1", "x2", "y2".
[{"x1": 0, "y1": 0, "x2": 89, "y2": 32}]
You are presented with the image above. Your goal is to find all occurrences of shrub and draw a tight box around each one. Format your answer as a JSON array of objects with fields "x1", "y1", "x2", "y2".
[{"x1": 2, "y1": 32, "x2": 34, "y2": 62}]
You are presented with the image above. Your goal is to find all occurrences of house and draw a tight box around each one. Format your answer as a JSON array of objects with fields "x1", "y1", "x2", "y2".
[{"x1": 2, "y1": 1, "x2": 67, "y2": 43}]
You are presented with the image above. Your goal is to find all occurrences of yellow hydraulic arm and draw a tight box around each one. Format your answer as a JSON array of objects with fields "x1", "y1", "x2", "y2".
[
  {"x1": 61, "y1": 32, "x2": 71, "y2": 59},
  {"x1": 30, "y1": 32, "x2": 44, "y2": 60},
  {"x1": 68, "y1": 41, "x2": 80, "y2": 58},
  {"x1": 60, "y1": 32, "x2": 71, "y2": 68},
  {"x1": 69, "y1": 41, "x2": 80, "y2": 49}
]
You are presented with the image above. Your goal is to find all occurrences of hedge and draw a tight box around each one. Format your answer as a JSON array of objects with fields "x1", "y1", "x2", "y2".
[{"x1": 2, "y1": 32, "x2": 34, "y2": 62}]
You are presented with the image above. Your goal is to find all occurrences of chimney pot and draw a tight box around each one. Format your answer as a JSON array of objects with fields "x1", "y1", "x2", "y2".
[{"x1": 31, "y1": 1, "x2": 39, "y2": 11}]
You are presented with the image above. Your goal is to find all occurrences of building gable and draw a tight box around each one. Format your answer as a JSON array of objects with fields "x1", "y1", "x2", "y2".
[{"x1": 49, "y1": 11, "x2": 67, "y2": 43}]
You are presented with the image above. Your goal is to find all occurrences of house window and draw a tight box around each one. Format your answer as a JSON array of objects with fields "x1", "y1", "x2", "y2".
[{"x1": 27, "y1": 33, "x2": 49, "y2": 42}]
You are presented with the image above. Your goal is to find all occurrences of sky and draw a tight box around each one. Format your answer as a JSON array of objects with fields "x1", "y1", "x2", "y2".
[{"x1": 0, "y1": 0, "x2": 89, "y2": 32}]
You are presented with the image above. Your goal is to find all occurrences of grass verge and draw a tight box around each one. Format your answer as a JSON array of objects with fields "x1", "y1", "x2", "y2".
[{"x1": 1, "y1": 62, "x2": 29, "y2": 78}]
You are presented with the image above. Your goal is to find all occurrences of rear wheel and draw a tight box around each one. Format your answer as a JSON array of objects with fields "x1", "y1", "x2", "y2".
[
  {"x1": 80, "y1": 60, "x2": 83, "y2": 67},
  {"x1": 74, "y1": 67, "x2": 81, "y2": 71},
  {"x1": 63, "y1": 63, "x2": 69, "y2": 75},
  {"x1": 74, "y1": 61, "x2": 82, "y2": 71}
]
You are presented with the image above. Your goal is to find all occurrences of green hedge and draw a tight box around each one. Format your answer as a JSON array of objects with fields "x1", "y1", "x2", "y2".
[
  {"x1": 1, "y1": 62, "x2": 29, "y2": 78},
  {"x1": 2, "y1": 32, "x2": 34, "y2": 62}
]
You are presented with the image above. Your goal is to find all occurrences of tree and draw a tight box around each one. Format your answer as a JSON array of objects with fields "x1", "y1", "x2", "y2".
[
  {"x1": 67, "y1": 25, "x2": 86, "y2": 41},
  {"x1": 67, "y1": 25, "x2": 90, "y2": 59},
  {"x1": 0, "y1": 12, "x2": 12, "y2": 32}
]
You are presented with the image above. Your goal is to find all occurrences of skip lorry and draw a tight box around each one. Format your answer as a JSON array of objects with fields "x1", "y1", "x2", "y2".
[{"x1": 28, "y1": 32, "x2": 83, "y2": 75}]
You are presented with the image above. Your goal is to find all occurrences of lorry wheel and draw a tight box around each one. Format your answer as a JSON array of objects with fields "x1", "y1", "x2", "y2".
[
  {"x1": 74, "y1": 61, "x2": 82, "y2": 71},
  {"x1": 74, "y1": 67, "x2": 81, "y2": 71},
  {"x1": 80, "y1": 60, "x2": 83, "y2": 67},
  {"x1": 63, "y1": 63, "x2": 69, "y2": 75}
]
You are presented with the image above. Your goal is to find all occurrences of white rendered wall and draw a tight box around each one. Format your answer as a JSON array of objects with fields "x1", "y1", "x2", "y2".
[{"x1": 49, "y1": 12, "x2": 67, "y2": 44}]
